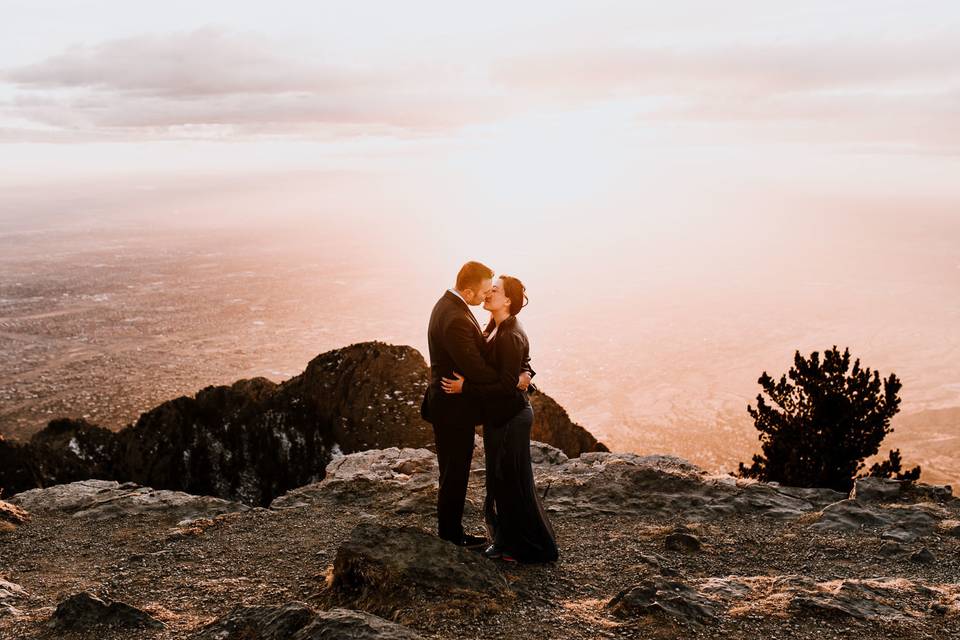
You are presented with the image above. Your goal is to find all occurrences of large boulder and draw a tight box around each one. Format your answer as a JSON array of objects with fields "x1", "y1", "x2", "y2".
[
  {"x1": 195, "y1": 602, "x2": 423, "y2": 640},
  {"x1": 327, "y1": 523, "x2": 512, "y2": 620},
  {"x1": 48, "y1": 592, "x2": 164, "y2": 630}
]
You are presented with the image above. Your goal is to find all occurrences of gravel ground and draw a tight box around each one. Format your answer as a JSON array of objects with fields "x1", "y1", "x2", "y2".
[{"x1": 2, "y1": 479, "x2": 959, "y2": 640}]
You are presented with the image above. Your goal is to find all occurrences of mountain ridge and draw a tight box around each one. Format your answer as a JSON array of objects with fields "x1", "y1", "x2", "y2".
[{"x1": 0, "y1": 341, "x2": 607, "y2": 506}]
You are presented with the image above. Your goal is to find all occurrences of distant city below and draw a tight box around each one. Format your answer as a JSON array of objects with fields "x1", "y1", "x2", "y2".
[{"x1": 2, "y1": 225, "x2": 957, "y2": 487}]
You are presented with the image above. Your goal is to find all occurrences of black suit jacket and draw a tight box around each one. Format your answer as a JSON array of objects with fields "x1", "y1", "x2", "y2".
[
  {"x1": 421, "y1": 291, "x2": 501, "y2": 426},
  {"x1": 463, "y1": 315, "x2": 536, "y2": 426}
]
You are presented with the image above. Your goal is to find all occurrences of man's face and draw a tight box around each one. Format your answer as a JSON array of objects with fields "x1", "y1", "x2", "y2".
[{"x1": 464, "y1": 278, "x2": 493, "y2": 305}]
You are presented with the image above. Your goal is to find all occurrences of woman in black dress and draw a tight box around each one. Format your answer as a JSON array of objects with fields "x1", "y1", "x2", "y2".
[{"x1": 441, "y1": 275, "x2": 559, "y2": 563}]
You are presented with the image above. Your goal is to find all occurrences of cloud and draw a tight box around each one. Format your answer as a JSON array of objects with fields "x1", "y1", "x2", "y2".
[
  {"x1": 492, "y1": 39, "x2": 960, "y2": 99},
  {"x1": 0, "y1": 26, "x2": 511, "y2": 139},
  {"x1": 2, "y1": 27, "x2": 959, "y2": 152},
  {"x1": 2, "y1": 26, "x2": 372, "y2": 97},
  {"x1": 4, "y1": 89, "x2": 501, "y2": 134},
  {"x1": 489, "y1": 39, "x2": 960, "y2": 152}
]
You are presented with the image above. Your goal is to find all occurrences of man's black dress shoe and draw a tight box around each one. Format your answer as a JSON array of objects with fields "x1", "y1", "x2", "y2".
[{"x1": 446, "y1": 533, "x2": 488, "y2": 548}]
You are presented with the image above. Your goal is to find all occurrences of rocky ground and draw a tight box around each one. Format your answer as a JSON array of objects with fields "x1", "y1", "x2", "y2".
[{"x1": 1, "y1": 444, "x2": 959, "y2": 639}]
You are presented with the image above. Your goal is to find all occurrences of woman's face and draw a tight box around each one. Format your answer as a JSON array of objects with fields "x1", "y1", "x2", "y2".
[{"x1": 482, "y1": 278, "x2": 510, "y2": 313}]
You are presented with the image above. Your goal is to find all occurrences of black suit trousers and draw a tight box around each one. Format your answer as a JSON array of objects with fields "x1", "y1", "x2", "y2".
[{"x1": 432, "y1": 420, "x2": 476, "y2": 541}]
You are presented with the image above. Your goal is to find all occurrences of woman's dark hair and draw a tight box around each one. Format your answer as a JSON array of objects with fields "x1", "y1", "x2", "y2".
[{"x1": 500, "y1": 275, "x2": 528, "y2": 316}]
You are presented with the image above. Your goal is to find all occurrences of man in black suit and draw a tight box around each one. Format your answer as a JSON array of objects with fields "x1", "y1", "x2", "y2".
[{"x1": 421, "y1": 261, "x2": 531, "y2": 546}]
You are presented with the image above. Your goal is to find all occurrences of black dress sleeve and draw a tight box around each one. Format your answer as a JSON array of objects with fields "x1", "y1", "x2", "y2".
[
  {"x1": 487, "y1": 316, "x2": 533, "y2": 378},
  {"x1": 522, "y1": 351, "x2": 536, "y2": 379}
]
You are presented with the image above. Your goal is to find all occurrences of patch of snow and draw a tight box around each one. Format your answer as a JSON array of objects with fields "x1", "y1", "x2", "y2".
[
  {"x1": 67, "y1": 437, "x2": 86, "y2": 460},
  {"x1": 276, "y1": 430, "x2": 292, "y2": 459}
]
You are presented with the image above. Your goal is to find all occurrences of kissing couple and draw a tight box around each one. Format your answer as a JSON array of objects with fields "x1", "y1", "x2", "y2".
[{"x1": 420, "y1": 261, "x2": 559, "y2": 564}]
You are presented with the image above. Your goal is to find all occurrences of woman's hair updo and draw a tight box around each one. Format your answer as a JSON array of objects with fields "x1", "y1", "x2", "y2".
[{"x1": 500, "y1": 275, "x2": 528, "y2": 316}]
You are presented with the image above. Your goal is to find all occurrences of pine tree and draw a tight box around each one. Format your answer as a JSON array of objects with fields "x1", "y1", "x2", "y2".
[{"x1": 737, "y1": 345, "x2": 919, "y2": 492}]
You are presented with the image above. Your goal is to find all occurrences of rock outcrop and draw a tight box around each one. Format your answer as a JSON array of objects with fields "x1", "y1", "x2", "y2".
[
  {"x1": 8, "y1": 479, "x2": 249, "y2": 523},
  {"x1": 809, "y1": 476, "x2": 955, "y2": 542},
  {"x1": 112, "y1": 375, "x2": 331, "y2": 507},
  {"x1": 270, "y1": 447, "x2": 439, "y2": 516},
  {"x1": 1, "y1": 342, "x2": 606, "y2": 507},
  {"x1": 530, "y1": 452, "x2": 848, "y2": 520},
  {"x1": 272, "y1": 446, "x2": 958, "y2": 543},
  {"x1": 0, "y1": 429, "x2": 105, "y2": 497},
  {"x1": 29, "y1": 417, "x2": 119, "y2": 477}
]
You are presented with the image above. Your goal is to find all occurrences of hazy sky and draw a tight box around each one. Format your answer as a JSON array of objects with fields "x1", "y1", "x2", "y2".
[
  {"x1": 1, "y1": 1, "x2": 958, "y2": 279},
  {"x1": 3, "y1": 4, "x2": 959, "y2": 176}
]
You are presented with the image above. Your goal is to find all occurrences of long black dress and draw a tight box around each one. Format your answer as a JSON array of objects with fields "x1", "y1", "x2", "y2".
[{"x1": 462, "y1": 315, "x2": 559, "y2": 563}]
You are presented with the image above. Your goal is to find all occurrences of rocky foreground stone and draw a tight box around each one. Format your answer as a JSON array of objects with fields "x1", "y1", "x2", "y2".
[
  {"x1": 48, "y1": 591, "x2": 165, "y2": 631},
  {"x1": 0, "y1": 578, "x2": 28, "y2": 618},
  {"x1": 325, "y1": 522, "x2": 512, "y2": 621},
  {"x1": 0, "y1": 342, "x2": 607, "y2": 507},
  {"x1": 195, "y1": 603, "x2": 424, "y2": 640},
  {"x1": 0, "y1": 498, "x2": 29, "y2": 531},
  {"x1": 607, "y1": 573, "x2": 960, "y2": 627}
]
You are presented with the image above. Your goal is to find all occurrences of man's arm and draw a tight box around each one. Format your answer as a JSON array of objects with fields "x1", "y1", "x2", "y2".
[
  {"x1": 462, "y1": 332, "x2": 525, "y2": 398},
  {"x1": 445, "y1": 316, "x2": 499, "y2": 384}
]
